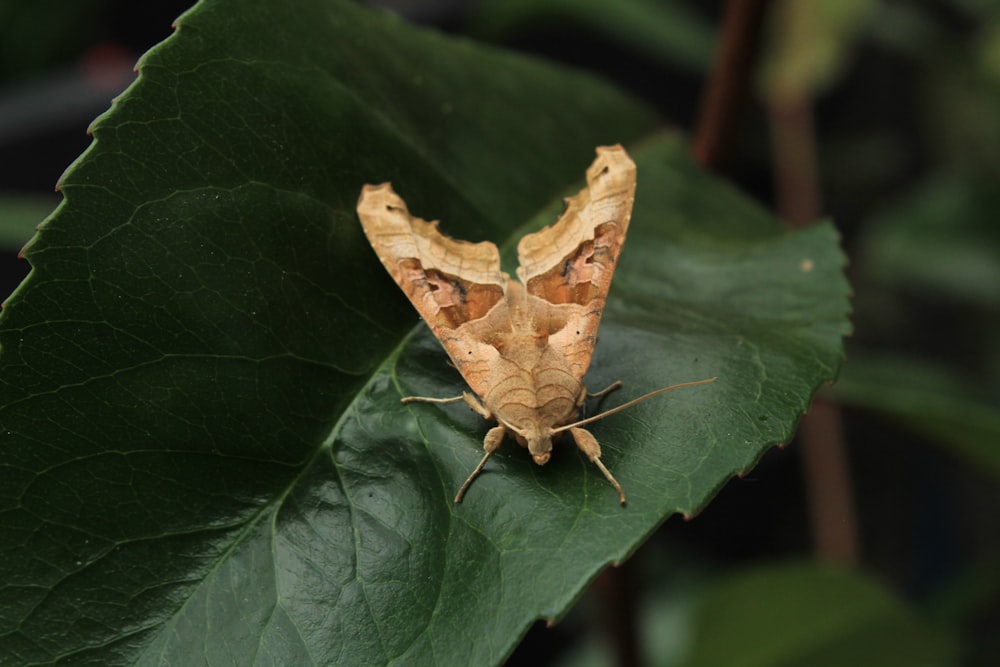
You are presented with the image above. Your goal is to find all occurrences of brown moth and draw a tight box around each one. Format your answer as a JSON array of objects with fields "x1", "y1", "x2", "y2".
[{"x1": 356, "y1": 145, "x2": 715, "y2": 505}]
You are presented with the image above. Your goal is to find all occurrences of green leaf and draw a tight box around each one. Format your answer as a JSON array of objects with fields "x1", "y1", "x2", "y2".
[
  {"x1": 761, "y1": 0, "x2": 875, "y2": 101},
  {"x1": 836, "y1": 176, "x2": 1000, "y2": 477},
  {"x1": 0, "y1": 0, "x2": 849, "y2": 664},
  {"x1": 858, "y1": 176, "x2": 1000, "y2": 307},
  {"x1": 829, "y1": 355, "x2": 1000, "y2": 477},
  {"x1": 552, "y1": 559, "x2": 962, "y2": 667},
  {"x1": 0, "y1": 194, "x2": 58, "y2": 250},
  {"x1": 679, "y1": 563, "x2": 960, "y2": 667},
  {"x1": 0, "y1": 195, "x2": 59, "y2": 253}
]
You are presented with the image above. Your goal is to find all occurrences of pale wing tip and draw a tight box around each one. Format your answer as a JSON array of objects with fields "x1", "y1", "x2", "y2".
[
  {"x1": 588, "y1": 144, "x2": 636, "y2": 183},
  {"x1": 357, "y1": 182, "x2": 404, "y2": 216},
  {"x1": 593, "y1": 144, "x2": 634, "y2": 166},
  {"x1": 359, "y1": 182, "x2": 393, "y2": 197}
]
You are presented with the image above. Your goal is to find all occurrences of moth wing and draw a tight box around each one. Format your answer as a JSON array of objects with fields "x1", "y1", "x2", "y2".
[
  {"x1": 516, "y1": 145, "x2": 637, "y2": 377},
  {"x1": 357, "y1": 183, "x2": 506, "y2": 397}
]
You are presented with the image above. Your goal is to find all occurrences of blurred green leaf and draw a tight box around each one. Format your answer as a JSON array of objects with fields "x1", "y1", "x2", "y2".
[
  {"x1": 556, "y1": 561, "x2": 961, "y2": 667},
  {"x1": 830, "y1": 355, "x2": 1000, "y2": 477},
  {"x1": 858, "y1": 177, "x2": 1000, "y2": 307},
  {"x1": 927, "y1": 557, "x2": 1000, "y2": 630},
  {"x1": 924, "y1": 63, "x2": 1000, "y2": 171},
  {"x1": 679, "y1": 563, "x2": 959, "y2": 667},
  {"x1": 0, "y1": 0, "x2": 849, "y2": 664},
  {"x1": 467, "y1": 0, "x2": 714, "y2": 72},
  {"x1": 980, "y1": 16, "x2": 1000, "y2": 82},
  {"x1": 841, "y1": 164, "x2": 1000, "y2": 482},
  {"x1": 0, "y1": 194, "x2": 58, "y2": 250},
  {"x1": 762, "y1": 0, "x2": 875, "y2": 101}
]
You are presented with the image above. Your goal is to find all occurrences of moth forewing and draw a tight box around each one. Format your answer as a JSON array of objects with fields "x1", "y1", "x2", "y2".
[{"x1": 357, "y1": 145, "x2": 715, "y2": 505}]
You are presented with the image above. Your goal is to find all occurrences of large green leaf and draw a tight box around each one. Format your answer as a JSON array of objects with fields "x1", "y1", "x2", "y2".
[{"x1": 0, "y1": 0, "x2": 849, "y2": 664}]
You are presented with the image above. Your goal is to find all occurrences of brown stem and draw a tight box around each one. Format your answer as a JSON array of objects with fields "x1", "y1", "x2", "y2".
[
  {"x1": 592, "y1": 565, "x2": 639, "y2": 667},
  {"x1": 768, "y1": 87, "x2": 859, "y2": 565},
  {"x1": 692, "y1": 0, "x2": 770, "y2": 172},
  {"x1": 797, "y1": 397, "x2": 859, "y2": 565},
  {"x1": 768, "y1": 94, "x2": 821, "y2": 229}
]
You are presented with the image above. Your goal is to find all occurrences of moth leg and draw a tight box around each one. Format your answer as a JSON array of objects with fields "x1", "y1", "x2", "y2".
[
  {"x1": 460, "y1": 392, "x2": 494, "y2": 420},
  {"x1": 569, "y1": 426, "x2": 627, "y2": 506},
  {"x1": 455, "y1": 425, "x2": 506, "y2": 503},
  {"x1": 575, "y1": 380, "x2": 623, "y2": 410},
  {"x1": 401, "y1": 395, "x2": 464, "y2": 405},
  {"x1": 587, "y1": 381, "x2": 623, "y2": 399},
  {"x1": 402, "y1": 391, "x2": 494, "y2": 418}
]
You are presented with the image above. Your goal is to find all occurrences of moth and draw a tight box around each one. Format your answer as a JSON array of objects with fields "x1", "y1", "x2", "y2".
[{"x1": 357, "y1": 145, "x2": 715, "y2": 505}]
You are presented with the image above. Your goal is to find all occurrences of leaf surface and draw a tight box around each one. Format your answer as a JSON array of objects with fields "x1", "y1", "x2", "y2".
[{"x1": 0, "y1": 1, "x2": 849, "y2": 664}]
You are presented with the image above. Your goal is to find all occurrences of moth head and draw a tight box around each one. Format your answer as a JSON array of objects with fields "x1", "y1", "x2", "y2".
[
  {"x1": 507, "y1": 422, "x2": 554, "y2": 465},
  {"x1": 527, "y1": 434, "x2": 553, "y2": 465}
]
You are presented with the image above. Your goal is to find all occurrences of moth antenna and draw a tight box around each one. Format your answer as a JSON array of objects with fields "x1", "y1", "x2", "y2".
[
  {"x1": 498, "y1": 417, "x2": 526, "y2": 438},
  {"x1": 551, "y1": 377, "x2": 717, "y2": 434}
]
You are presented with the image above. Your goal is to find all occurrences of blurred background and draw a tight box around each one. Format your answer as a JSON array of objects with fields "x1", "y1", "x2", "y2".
[{"x1": 1, "y1": 0, "x2": 997, "y2": 665}]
